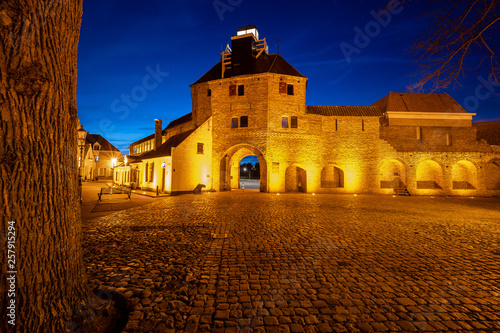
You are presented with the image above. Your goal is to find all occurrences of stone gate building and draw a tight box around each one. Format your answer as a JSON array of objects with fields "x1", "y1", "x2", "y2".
[{"x1": 114, "y1": 26, "x2": 500, "y2": 196}]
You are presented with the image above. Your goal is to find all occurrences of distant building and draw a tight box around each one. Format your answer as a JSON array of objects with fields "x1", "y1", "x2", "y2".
[
  {"x1": 114, "y1": 26, "x2": 500, "y2": 195},
  {"x1": 81, "y1": 134, "x2": 122, "y2": 180}
]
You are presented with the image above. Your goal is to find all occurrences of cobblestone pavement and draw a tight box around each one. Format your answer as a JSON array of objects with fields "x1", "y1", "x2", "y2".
[{"x1": 82, "y1": 193, "x2": 500, "y2": 333}]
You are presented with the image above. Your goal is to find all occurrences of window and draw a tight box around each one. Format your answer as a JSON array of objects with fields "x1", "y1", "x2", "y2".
[
  {"x1": 335, "y1": 119, "x2": 338, "y2": 131},
  {"x1": 447, "y1": 133, "x2": 452, "y2": 146},
  {"x1": 133, "y1": 148, "x2": 137, "y2": 154},
  {"x1": 240, "y1": 116, "x2": 248, "y2": 128},
  {"x1": 287, "y1": 84, "x2": 294, "y2": 95},
  {"x1": 95, "y1": 156, "x2": 99, "y2": 162},
  {"x1": 416, "y1": 126, "x2": 422, "y2": 140},
  {"x1": 98, "y1": 168, "x2": 106, "y2": 176},
  {"x1": 197, "y1": 143, "x2": 204, "y2": 154},
  {"x1": 149, "y1": 162, "x2": 154, "y2": 182},
  {"x1": 362, "y1": 119, "x2": 365, "y2": 131},
  {"x1": 231, "y1": 118, "x2": 238, "y2": 128},
  {"x1": 145, "y1": 163, "x2": 149, "y2": 182},
  {"x1": 229, "y1": 85, "x2": 236, "y2": 96},
  {"x1": 282, "y1": 117, "x2": 288, "y2": 128},
  {"x1": 279, "y1": 82, "x2": 287, "y2": 94},
  {"x1": 207, "y1": 89, "x2": 211, "y2": 96},
  {"x1": 291, "y1": 116, "x2": 298, "y2": 128},
  {"x1": 238, "y1": 85, "x2": 244, "y2": 96}
]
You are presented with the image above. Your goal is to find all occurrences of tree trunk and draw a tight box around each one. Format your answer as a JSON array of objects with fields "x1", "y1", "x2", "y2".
[{"x1": 0, "y1": 1, "x2": 97, "y2": 332}]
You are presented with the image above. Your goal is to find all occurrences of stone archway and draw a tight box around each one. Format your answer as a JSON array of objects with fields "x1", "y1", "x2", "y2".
[
  {"x1": 452, "y1": 160, "x2": 477, "y2": 189},
  {"x1": 485, "y1": 159, "x2": 500, "y2": 190},
  {"x1": 416, "y1": 160, "x2": 443, "y2": 189},
  {"x1": 220, "y1": 145, "x2": 268, "y2": 192},
  {"x1": 380, "y1": 159, "x2": 407, "y2": 189},
  {"x1": 285, "y1": 164, "x2": 307, "y2": 193}
]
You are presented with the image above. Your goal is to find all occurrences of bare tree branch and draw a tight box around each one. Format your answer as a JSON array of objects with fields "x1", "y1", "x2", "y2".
[{"x1": 394, "y1": 0, "x2": 500, "y2": 91}]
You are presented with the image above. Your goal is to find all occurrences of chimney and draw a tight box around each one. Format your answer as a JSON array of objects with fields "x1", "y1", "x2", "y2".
[{"x1": 154, "y1": 119, "x2": 162, "y2": 150}]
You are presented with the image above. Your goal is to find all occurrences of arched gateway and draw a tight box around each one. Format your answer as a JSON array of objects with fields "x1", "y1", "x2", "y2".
[{"x1": 220, "y1": 145, "x2": 268, "y2": 192}]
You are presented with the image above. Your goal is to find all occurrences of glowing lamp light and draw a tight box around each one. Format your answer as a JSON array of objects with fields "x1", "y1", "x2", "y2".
[
  {"x1": 312, "y1": 193, "x2": 315, "y2": 196},
  {"x1": 354, "y1": 194, "x2": 357, "y2": 197},
  {"x1": 111, "y1": 158, "x2": 117, "y2": 168},
  {"x1": 277, "y1": 193, "x2": 280, "y2": 196}
]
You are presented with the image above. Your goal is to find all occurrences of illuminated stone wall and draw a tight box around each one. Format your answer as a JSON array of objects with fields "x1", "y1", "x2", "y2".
[
  {"x1": 189, "y1": 70, "x2": 500, "y2": 196},
  {"x1": 170, "y1": 118, "x2": 213, "y2": 193}
]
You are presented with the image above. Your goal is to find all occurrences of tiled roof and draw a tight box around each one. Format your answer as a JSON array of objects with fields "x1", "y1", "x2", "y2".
[
  {"x1": 140, "y1": 130, "x2": 195, "y2": 159},
  {"x1": 372, "y1": 92, "x2": 467, "y2": 113},
  {"x1": 86, "y1": 134, "x2": 120, "y2": 152},
  {"x1": 192, "y1": 53, "x2": 305, "y2": 85},
  {"x1": 474, "y1": 121, "x2": 500, "y2": 145},
  {"x1": 129, "y1": 113, "x2": 193, "y2": 147},
  {"x1": 166, "y1": 113, "x2": 192, "y2": 129},
  {"x1": 306, "y1": 106, "x2": 383, "y2": 117},
  {"x1": 130, "y1": 133, "x2": 155, "y2": 147}
]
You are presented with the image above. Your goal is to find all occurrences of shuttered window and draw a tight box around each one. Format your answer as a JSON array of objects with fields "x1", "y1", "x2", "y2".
[{"x1": 279, "y1": 82, "x2": 287, "y2": 94}]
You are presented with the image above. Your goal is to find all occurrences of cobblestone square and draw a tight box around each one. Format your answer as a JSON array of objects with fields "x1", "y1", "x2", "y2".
[{"x1": 83, "y1": 193, "x2": 500, "y2": 332}]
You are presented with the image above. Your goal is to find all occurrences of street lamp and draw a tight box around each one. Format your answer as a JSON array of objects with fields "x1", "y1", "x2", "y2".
[{"x1": 77, "y1": 126, "x2": 87, "y2": 202}]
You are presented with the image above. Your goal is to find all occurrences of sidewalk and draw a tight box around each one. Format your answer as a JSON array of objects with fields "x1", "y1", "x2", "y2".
[{"x1": 81, "y1": 180, "x2": 166, "y2": 223}]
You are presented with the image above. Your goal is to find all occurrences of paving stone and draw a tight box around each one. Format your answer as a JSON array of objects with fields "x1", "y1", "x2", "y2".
[{"x1": 82, "y1": 194, "x2": 500, "y2": 333}]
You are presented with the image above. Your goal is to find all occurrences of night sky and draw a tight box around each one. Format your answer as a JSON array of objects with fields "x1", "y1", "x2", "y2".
[{"x1": 77, "y1": 0, "x2": 500, "y2": 155}]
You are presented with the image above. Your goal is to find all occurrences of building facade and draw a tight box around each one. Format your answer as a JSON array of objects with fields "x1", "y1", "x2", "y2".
[{"x1": 115, "y1": 26, "x2": 500, "y2": 196}]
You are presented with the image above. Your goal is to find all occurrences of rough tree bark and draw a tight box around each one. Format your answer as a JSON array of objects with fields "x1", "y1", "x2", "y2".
[{"x1": 0, "y1": 0, "x2": 99, "y2": 332}]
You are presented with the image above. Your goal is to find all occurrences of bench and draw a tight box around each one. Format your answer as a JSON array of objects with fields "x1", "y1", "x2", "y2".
[{"x1": 98, "y1": 187, "x2": 131, "y2": 201}]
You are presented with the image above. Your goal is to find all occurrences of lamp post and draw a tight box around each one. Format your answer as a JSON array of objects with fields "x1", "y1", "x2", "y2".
[{"x1": 77, "y1": 126, "x2": 87, "y2": 202}]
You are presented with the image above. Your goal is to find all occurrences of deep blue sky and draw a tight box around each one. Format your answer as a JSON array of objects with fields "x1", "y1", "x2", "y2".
[{"x1": 77, "y1": 0, "x2": 500, "y2": 155}]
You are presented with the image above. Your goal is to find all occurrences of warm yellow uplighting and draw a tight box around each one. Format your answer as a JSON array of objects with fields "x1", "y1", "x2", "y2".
[
  {"x1": 312, "y1": 193, "x2": 315, "y2": 195},
  {"x1": 354, "y1": 194, "x2": 357, "y2": 196},
  {"x1": 143, "y1": 192, "x2": 146, "y2": 194},
  {"x1": 277, "y1": 193, "x2": 280, "y2": 195}
]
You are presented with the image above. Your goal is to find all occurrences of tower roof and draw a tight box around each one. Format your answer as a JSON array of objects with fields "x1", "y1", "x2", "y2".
[{"x1": 191, "y1": 53, "x2": 305, "y2": 85}]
